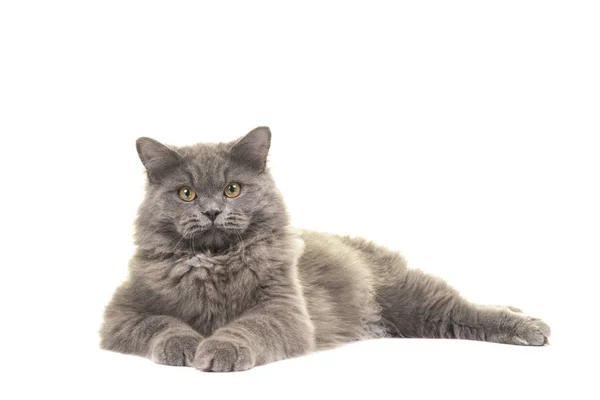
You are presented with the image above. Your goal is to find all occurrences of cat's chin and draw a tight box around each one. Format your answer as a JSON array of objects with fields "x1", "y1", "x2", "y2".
[{"x1": 189, "y1": 228, "x2": 244, "y2": 254}]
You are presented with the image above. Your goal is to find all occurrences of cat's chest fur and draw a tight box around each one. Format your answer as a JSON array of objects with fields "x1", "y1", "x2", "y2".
[{"x1": 140, "y1": 250, "x2": 265, "y2": 337}]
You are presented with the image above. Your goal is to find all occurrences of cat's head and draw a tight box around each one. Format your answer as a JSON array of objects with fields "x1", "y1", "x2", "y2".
[{"x1": 134, "y1": 127, "x2": 288, "y2": 255}]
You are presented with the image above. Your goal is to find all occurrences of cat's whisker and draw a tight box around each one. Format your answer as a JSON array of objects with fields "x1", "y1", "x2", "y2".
[
  {"x1": 165, "y1": 227, "x2": 193, "y2": 261},
  {"x1": 136, "y1": 225, "x2": 169, "y2": 246},
  {"x1": 245, "y1": 223, "x2": 276, "y2": 240},
  {"x1": 157, "y1": 234, "x2": 183, "y2": 263},
  {"x1": 191, "y1": 232, "x2": 199, "y2": 257},
  {"x1": 233, "y1": 225, "x2": 246, "y2": 253}
]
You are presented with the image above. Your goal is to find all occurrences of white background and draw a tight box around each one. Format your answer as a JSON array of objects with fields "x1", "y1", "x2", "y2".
[{"x1": 1, "y1": 1, "x2": 598, "y2": 399}]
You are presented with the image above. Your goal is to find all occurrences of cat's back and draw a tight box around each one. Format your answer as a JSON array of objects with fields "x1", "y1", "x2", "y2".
[{"x1": 297, "y1": 230, "x2": 407, "y2": 286}]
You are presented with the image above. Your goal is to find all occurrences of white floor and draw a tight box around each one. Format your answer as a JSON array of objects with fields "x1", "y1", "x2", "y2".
[{"x1": 12, "y1": 330, "x2": 594, "y2": 400}]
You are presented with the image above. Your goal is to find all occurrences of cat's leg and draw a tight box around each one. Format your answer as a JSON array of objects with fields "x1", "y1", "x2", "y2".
[
  {"x1": 377, "y1": 268, "x2": 551, "y2": 345},
  {"x1": 192, "y1": 289, "x2": 315, "y2": 372},
  {"x1": 100, "y1": 306, "x2": 203, "y2": 366}
]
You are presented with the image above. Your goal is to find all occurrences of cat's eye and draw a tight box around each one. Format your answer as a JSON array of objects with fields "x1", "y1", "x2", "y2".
[
  {"x1": 178, "y1": 187, "x2": 197, "y2": 202},
  {"x1": 224, "y1": 183, "x2": 241, "y2": 198}
]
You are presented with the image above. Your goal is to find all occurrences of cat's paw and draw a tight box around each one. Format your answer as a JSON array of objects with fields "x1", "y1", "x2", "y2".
[
  {"x1": 509, "y1": 316, "x2": 551, "y2": 346},
  {"x1": 150, "y1": 331, "x2": 203, "y2": 367},
  {"x1": 192, "y1": 338, "x2": 256, "y2": 372}
]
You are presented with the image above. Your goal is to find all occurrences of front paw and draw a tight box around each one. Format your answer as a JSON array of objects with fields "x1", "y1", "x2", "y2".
[
  {"x1": 192, "y1": 338, "x2": 256, "y2": 372},
  {"x1": 150, "y1": 331, "x2": 203, "y2": 367}
]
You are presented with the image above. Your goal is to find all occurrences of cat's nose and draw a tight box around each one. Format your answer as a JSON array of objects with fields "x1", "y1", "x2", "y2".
[{"x1": 203, "y1": 209, "x2": 222, "y2": 222}]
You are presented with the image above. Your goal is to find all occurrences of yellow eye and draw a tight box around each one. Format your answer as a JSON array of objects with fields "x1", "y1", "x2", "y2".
[
  {"x1": 224, "y1": 183, "x2": 241, "y2": 198},
  {"x1": 178, "y1": 187, "x2": 196, "y2": 202}
]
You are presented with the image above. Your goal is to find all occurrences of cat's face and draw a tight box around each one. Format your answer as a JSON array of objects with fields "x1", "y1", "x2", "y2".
[{"x1": 134, "y1": 127, "x2": 288, "y2": 253}]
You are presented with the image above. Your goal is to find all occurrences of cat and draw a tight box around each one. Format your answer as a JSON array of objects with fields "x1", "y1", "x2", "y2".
[{"x1": 99, "y1": 127, "x2": 551, "y2": 372}]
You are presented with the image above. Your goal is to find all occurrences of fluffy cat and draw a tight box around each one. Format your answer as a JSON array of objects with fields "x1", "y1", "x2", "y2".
[{"x1": 100, "y1": 127, "x2": 551, "y2": 372}]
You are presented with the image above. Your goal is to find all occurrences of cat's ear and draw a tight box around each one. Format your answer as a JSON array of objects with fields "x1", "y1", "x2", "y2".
[
  {"x1": 231, "y1": 126, "x2": 271, "y2": 172},
  {"x1": 136, "y1": 137, "x2": 182, "y2": 183}
]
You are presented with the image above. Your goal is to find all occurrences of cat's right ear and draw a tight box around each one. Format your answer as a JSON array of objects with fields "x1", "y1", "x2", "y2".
[{"x1": 136, "y1": 137, "x2": 182, "y2": 183}]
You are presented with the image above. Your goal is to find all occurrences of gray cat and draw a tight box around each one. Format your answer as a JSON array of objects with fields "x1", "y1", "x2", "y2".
[{"x1": 100, "y1": 127, "x2": 551, "y2": 372}]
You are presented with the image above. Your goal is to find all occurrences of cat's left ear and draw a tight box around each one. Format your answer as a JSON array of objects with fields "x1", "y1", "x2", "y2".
[{"x1": 231, "y1": 126, "x2": 271, "y2": 172}]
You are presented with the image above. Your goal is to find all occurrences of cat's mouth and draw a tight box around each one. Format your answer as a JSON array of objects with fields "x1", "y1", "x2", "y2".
[
  {"x1": 182, "y1": 226, "x2": 241, "y2": 253},
  {"x1": 184, "y1": 224, "x2": 212, "y2": 234},
  {"x1": 183, "y1": 223, "x2": 238, "y2": 238}
]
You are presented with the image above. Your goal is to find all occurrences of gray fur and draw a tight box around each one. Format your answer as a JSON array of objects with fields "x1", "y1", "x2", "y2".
[{"x1": 100, "y1": 126, "x2": 551, "y2": 372}]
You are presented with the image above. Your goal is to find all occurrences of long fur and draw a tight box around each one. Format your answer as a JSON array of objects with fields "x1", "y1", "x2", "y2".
[{"x1": 99, "y1": 127, "x2": 551, "y2": 371}]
